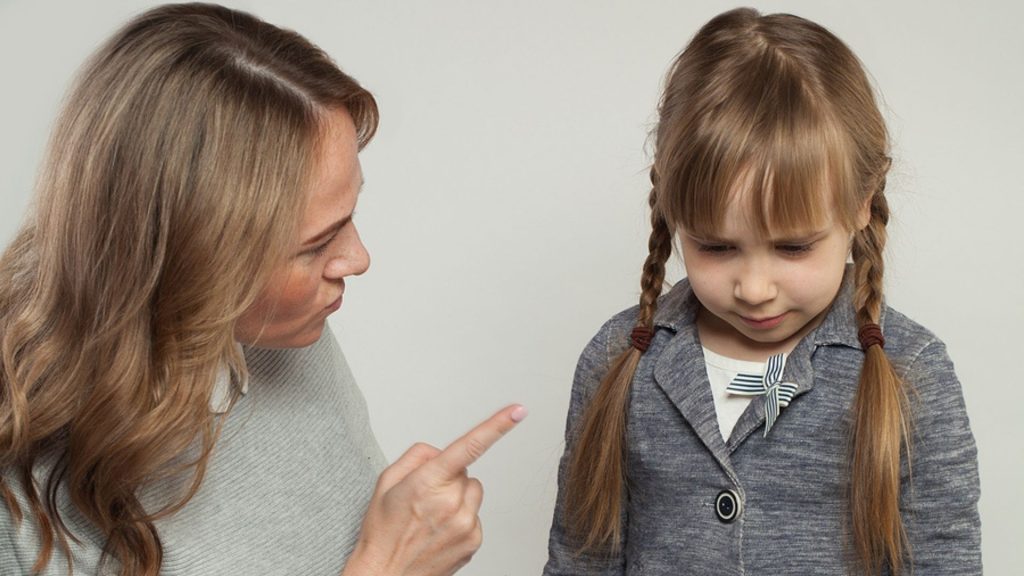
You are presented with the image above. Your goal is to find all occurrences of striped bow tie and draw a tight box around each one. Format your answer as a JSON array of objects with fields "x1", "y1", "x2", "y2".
[{"x1": 726, "y1": 353, "x2": 798, "y2": 437}]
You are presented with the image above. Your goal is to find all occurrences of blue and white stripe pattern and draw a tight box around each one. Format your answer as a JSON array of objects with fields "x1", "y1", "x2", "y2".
[{"x1": 726, "y1": 353, "x2": 798, "y2": 437}]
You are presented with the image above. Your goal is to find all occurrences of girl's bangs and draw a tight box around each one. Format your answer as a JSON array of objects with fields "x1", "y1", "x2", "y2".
[{"x1": 659, "y1": 60, "x2": 857, "y2": 239}]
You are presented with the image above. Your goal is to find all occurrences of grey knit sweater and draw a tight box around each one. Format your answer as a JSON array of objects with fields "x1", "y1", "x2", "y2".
[{"x1": 1, "y1": 327, "x2": 386, "y2": 575}]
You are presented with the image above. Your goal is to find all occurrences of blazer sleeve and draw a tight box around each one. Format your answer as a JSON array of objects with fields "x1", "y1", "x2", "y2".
[
  {"x1": 900, "y1": 338, "x2": 982, "y2": 574},
  {"x1": 543, "y1": 318, "x2": 628, "y2": 576}
]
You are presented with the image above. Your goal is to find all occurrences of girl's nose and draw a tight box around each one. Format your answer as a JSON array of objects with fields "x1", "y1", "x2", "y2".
[{"x1": 733, "y1": 264, "x2": 777, "y2": 306}]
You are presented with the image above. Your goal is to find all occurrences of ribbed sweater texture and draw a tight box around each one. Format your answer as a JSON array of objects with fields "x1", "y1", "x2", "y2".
[{"x1": 1, "y1": 328, "x2": 386, "y2": 575}]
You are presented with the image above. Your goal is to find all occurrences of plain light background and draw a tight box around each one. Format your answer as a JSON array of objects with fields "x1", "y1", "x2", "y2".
[{"x1": 1, "y1": 1, "x2": 1020, "y2": 574}]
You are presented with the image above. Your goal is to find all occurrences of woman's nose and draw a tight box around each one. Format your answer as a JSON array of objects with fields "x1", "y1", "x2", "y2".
[{"x1": 324, "y1": 227, "x2": 370, "y2": 278}]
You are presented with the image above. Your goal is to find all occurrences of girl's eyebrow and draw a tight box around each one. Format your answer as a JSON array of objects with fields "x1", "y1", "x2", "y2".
[
  {"x1": 683, "y1": 228, "x2": 829, "y2": 243},
  {"x1": 682, "y1": 231, "x2": 726, "y2": 243},
  {"x1": 770, "y1": 229, "x2": 830, "y2": 243}
]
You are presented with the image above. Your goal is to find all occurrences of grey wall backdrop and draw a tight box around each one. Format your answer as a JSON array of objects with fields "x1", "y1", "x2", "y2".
[{"x1": 2, "y1": 1, "x2": 1020, "y2": 574}]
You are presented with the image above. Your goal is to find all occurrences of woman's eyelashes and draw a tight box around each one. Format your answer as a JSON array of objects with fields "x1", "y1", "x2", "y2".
[{"x1": 306, "y1": 231, "x2": 339, "y2": 258}]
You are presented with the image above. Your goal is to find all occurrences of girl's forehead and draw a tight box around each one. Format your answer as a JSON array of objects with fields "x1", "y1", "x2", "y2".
[{"x1": 686, "y1": 171, "x2": 838, "y2": 239}]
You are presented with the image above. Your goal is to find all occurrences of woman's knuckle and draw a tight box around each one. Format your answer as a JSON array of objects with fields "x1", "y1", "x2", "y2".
[
  {"x1": 425, "y1": 489, "x2": 460, "y2": 518},
  {"x1": 463, "y1": 437, "x2": 487, "y2": 462},
  {"x1": 468, "y1": 522, "x2": 483, "y2": 549},
  {"x1": 411, "y1": 442, "x2": 438, "y2": 457},
  {"x1": 451, "y1": 510, "x2": 477, "y2": 535}
]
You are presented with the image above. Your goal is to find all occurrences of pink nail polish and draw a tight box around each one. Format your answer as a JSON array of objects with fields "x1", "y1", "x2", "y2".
[{"x1": 510, "y1": 405, "x2": 528, "y2": 422}]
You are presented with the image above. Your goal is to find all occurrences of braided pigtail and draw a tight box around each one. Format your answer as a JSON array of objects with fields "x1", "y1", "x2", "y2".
[
  {"x1": 566, "y1": 171, "x2": 674, "y2": 553},
  {"x1": 849, "y1": 170, "x2": 912, "y2": 575}
]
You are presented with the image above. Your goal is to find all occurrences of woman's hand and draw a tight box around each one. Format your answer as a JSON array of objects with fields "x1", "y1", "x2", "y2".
[{"x1": 342, "y1": 404, "x2": 527, "y2": 576}]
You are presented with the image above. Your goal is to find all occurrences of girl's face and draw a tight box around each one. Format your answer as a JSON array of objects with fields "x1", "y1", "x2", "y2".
[
  {"x1": 235, "y1": 108, "x2": 369, "y2": 348},
  {"x1": 681, "y1": 184, "x2": 862, "y2": 361}
]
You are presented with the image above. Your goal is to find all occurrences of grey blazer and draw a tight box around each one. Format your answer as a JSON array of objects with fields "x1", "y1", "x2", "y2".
[{"x1": 544, "y1": 272, "x2": 981, "y2": 575}]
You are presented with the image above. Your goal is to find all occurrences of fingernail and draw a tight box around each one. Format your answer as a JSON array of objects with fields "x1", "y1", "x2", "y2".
[{"x1": 510, "y1": 405, "x2": 528, "y2": 423}]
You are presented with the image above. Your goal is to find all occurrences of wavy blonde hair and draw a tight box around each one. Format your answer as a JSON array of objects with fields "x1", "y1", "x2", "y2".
[
  {"x1": 0, "y1": 4, "x2": 377, "y2": 574},
  {"x1": 566, "y1": 8, "x2": 910, "y2": 575}
]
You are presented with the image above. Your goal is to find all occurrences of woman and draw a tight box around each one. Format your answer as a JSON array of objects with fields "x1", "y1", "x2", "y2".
[{"x1": 0, "y1": 4, "x2": 523, "y2": 575}]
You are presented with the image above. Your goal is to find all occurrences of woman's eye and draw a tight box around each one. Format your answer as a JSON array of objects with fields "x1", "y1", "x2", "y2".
[{"x1": 306, "y1": 232, "x2": 339, "y2": 258}]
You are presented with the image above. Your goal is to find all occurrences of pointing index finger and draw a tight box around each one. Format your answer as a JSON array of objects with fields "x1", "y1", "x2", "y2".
[{"x1": 430, "y1": 404, "x2": 527, "y2": 478}]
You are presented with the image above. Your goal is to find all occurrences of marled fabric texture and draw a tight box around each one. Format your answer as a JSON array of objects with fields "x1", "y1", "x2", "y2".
[
  {"x1": 1, "y1": 327, "x2": 386, "y2": 575},
  {"x1": 545, "y1": 272, "x2": 981, "y2": 575}
]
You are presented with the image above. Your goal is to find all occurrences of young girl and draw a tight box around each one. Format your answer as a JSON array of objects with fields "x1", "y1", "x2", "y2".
[{"x1": 544, "y1": 8, "x2": 980, "y2": 575}]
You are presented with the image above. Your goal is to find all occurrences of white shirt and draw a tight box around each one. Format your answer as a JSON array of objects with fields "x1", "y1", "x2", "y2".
[{"x1": 702, "y1": 347, "x2": 765, "y2": 442}]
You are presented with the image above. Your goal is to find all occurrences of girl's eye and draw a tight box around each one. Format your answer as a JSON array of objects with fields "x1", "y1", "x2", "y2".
[
  {"x1": 697, "y1": 243, "x2": 733, "y2": 255},
  {"x1": 776, "y1": 242, "x2": 814, "y2": 255}
]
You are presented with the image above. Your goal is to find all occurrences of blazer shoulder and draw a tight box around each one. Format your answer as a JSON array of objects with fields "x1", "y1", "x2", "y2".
[{"x1": 881, "y1": 304, "x2": 948, "y2": 369}]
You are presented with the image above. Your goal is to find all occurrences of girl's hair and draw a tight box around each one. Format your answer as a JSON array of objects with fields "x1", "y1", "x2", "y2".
[
  {"x1": 0, "y1": 3, "x2": 377, "y2": 575},
  {"x1": 566, "y1": 8, "x2": 910, "y2": 575}
]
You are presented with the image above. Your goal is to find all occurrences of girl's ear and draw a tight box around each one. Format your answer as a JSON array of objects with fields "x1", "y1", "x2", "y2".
[{"x1": 856, "y1": 193, "x2": 873, "y2": 230}]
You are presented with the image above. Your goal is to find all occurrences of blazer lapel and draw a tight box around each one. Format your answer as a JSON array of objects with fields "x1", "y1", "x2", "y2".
[
  {"x1": 652, "y1": 322, "x2": 735, "y2": 476},
  {"x1": 650, "y1": 266, "x2": 868, "y2": 456},
  {"x1": 723, "y1": 266, "x2": 866, "y2": 449}
]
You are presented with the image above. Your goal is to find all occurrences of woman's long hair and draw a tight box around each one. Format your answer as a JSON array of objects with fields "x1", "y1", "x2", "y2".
[
  {"x1": 0, "y1": 4, "x2": 377, "y2": 574},
  {"x1": 566, "y1": 8, "x2": 911, "y2": 575}
]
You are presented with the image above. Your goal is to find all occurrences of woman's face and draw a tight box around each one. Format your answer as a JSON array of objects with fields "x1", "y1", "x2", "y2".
[{"x1": 235, "y1": 108, "x2": 369, "y2": 348}]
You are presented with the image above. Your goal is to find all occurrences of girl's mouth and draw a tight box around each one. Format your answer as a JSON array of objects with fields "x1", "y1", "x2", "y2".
[{"x1": 740, "y1": 312, "x2": 788, "y2": 329}]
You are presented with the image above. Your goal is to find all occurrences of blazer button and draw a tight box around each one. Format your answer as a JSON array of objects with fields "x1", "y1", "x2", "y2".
[{"x1": 715, "y1": 489, "x2": 742, "y2": 523}]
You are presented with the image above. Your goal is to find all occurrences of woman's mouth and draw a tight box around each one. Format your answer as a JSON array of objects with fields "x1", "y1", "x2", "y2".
[{"x1": 325, "y1": 294, "x2": 343, "y2": 312}]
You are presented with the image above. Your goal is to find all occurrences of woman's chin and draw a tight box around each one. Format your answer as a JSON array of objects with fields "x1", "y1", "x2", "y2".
[{"x1": 239, "y1": 321, "x2": 326, "y2": 349}]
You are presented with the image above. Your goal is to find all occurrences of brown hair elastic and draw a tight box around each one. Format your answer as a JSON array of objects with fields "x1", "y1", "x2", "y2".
[
  {"x1": 857, "y1": 323, "x2": 885, "y2": 350},
  {"x1": 630, "y1": 326, "x2": 654, "y2": 353}
]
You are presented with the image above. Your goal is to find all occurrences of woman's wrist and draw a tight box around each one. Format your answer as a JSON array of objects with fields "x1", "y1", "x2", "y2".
[{"x1": 340, "y1": 541, "x2": 384, "y2": 576}]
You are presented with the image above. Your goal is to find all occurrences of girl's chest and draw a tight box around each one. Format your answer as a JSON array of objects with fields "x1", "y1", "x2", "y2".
[
  {"x1": 620, "y1": 354, "x2": 863, "y2": 574},
  {"x1": 624, "y1": 348, "x2": 862, "y2": 505}
]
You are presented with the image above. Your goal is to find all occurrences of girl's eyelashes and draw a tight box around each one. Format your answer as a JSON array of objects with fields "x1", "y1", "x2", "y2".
[
  {"x1": 775, "y1": 242, "x2": 815, "y2": 255},
  {"x1": 696, "y1": 243, "x2": 734, "y2": 254},
  {"x1": 690, "y1": 240, "x2": 817, "y2": 256}
]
